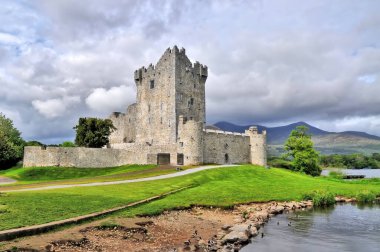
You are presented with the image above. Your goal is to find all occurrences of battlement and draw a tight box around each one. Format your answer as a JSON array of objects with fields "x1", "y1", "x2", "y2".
[
  {"x1": 245, "y1": 126, "x2": 267, "y2": 135},
  {"x1": 110, "y1": 112, "x2": 125, "y2": 118},
  {"x1": 203, "y1": 129, "x2": 248, "y2": 137},
  {"x1": 134, "y1": 46, "x2": 208, "y2": 83}
]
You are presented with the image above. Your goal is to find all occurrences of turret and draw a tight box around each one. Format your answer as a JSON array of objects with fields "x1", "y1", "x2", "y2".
[
  {"x1": 245, "y1": 126, "x2": 267, "y2": 166},
  {"x1": 177, "y1": 115, "x2": 204, "y2": 165}
]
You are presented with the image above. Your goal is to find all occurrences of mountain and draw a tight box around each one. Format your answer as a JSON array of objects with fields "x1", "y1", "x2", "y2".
[{"x1": 213, "y1": 121, "x2": 380, "y2": 155}]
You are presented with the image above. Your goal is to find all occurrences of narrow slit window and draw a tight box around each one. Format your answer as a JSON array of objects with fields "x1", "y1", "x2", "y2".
[{"x1": 150, "y1": 80, "x2": 155, "y2": 89}]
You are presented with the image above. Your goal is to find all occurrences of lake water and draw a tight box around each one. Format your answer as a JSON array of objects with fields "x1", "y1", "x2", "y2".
[
  {"x1": 241, "y1": 204, "x2": 380, "y2": 252},
  {"x1": 322, "y1": 168, "x2": 380, "y2": 178}
]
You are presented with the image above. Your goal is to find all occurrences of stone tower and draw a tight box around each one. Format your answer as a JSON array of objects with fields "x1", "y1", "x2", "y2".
[
  {"x1": 246, "y1": 126, "x2": 267, "y2": 166},
  {"x1": 133, "y1": 46, "x2": 208, "y2": 146}
]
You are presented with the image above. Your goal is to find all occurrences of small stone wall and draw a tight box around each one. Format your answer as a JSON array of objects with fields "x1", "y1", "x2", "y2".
[
  {"x1": 23, "y1": 146, "x2": 145, "y2": 168},
  {"x1": 203, "y1": 130, "x2": 250, "y2": 164}
]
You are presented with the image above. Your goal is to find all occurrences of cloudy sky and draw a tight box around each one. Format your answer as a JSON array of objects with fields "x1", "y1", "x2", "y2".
[{"x1": 1, "y1": 0, "x2": 380, "y2": 143}]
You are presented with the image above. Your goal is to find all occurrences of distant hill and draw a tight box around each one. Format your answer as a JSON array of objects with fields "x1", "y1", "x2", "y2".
[{"x1": 213, "y1": 121, "x2": 380, "y2": 155}]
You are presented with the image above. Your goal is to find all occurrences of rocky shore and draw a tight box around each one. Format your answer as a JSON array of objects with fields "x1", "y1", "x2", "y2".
[
  {"x1": 2, "y1": 200, "x2": 317, "y2": 252},
  {"x1": 5, "y1": 196, "x2": 371, "y2": 252}
]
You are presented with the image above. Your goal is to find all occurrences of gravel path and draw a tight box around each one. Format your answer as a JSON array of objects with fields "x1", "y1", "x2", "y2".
[
  {"x1": 1, "y1": 165, "x2": 238, "y2": 193},
  {"x1": 0, "y1": 176, "x2": 17, "y2": 185}
]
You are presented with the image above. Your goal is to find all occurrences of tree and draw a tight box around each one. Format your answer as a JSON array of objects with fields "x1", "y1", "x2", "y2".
[
  {"x1": 59, "y1": 141, "x2": 76, "y2": 147},
  {"x1": 283, "y1": 126, "x2": 321, "y2": 176},
  {"x1": 73, "y1": 118, "x2": 116, "y2": 148},
  {"x1": 25, "y1": 140, "x2": 44, "y2": 146},
  {"x1": 0, "y1": 113, "x2": 25, "y2": 168}
]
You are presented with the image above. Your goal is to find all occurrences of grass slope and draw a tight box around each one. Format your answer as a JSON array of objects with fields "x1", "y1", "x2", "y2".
[
  {"x1": 0, "y1": 165, "x2": 156, "y2": 181},
  {"x1": 0, "y1": 165, "x2": 190, "y2": 188},
  {"x1": 1, "y1": 165, "x2": 379, "y2": 231}
]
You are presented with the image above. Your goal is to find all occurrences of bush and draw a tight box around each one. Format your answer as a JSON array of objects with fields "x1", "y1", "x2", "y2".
[
  {"x1": 268, "y1": 157, "x2": 293, "y2": 170},
  {"x1": 303, "y1": 190, "x2": 335, "y2": 207},
  {"x1": 356, "y1": 190, "x2": 376, "y2": 203},
  {"x1": 328, "y1": 170, "x2": 344, "y2": 179}
]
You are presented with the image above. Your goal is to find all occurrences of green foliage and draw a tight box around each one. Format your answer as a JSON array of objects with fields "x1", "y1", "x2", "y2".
[
  {"x1": 303, "y1": 190, "x2": 335, "y2": 207},
  {"x1": 356, "y1": 190, "x2": 376, "y2": 203},
  {"x1": 320, "y1": 153, "x2": 380, "y2": 169},
  {"x1": 0, "y1": 113, "x2": 25, "y2": 168},
  {"x1": 283, "y1": 126, "x2": 321, "y2": 176},
  {"x1": 24, "y1": 141, "x2": 44, "y2": 147},
  {"x1": 59, "y1": 141, "x2": 76, "y2": 147},
  {"x1": 328, "y1": 170, "x2": 344, "y2": 179},
  {"x1": 268, "y1": 157, "x2": 293, "y2": 170},
  {"x1": 74, "y1": 118, "x2": 116, "y2": 148}
]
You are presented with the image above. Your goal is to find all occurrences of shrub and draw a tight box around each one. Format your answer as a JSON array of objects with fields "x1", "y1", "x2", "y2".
[
  {"x1": 303, "y1": 190, "x2": 335, "y2": 207},
  {"x1": 268, "y1": 157, "x2": 293, "y2": 170},
  {"x1": 328, "y1": 170, "x2": 344, "y2": 179},
  {"x1": 356, "y1": 190, "x2": 376, "y2": 203}
]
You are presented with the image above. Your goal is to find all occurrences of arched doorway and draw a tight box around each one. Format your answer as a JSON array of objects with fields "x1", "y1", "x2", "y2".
[{"x1": 224, "y1": 153, "x2": 229, "y2": 164}]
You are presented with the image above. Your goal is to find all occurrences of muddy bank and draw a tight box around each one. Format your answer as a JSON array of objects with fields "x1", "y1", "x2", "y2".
[{"x1": 1, "y1": 200, "x2": 314, "y2": 252}]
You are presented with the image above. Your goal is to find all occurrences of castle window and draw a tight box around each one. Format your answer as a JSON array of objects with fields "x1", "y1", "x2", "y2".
[
  {"x1": 168, "y1": 120, "x2": 171, "y2": 127},
  {"x1": 179, "y1": 93, "x2": 183, "y2": 101},
  {"x1": 194, "y1": 83, "x2": 196, "y2": 88},
  {"x1": 188, "y1": 98, "x2": 194, "y2": 107},
  {"x1": 150, "y1": 80, "x2": 155, "y2": 89},
  {"x1": 148, "y1": 104, "x2": 151, "y2": 112},
  {"x1": 160, "y1": 117, "x2": 163, "y2": 124},
  {"x1": 179, "y1": 142, "x2": 184, "y2": 147}
]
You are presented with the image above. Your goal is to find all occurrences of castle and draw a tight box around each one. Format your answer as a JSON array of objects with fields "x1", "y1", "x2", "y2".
[{"x1": 23, "y1": 46, "x2": 267, "y2": 168}]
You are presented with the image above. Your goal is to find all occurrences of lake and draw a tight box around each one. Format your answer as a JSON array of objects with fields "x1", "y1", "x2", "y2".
[
  {"x1": 322, "y1": 168, "x2": 380, "y2": 178},
  {"x1": 241, "y1": 204, "x2": 380, "y2": 252}
]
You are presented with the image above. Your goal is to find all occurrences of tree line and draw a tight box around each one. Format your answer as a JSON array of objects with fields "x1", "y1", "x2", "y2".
[{"x1": 320, "y1": 153, "x2": 380, "y2": 169}]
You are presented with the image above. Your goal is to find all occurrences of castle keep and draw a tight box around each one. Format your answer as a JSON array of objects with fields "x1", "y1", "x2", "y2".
[{"x1": 23, "y1": 46, "x2": 267, "y2": 167}]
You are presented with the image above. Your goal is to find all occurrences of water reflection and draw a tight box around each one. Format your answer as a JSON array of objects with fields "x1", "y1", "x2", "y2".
[
  {"x1": 321, "y1": 169, "x2": 380, "y2": 178},
  {"x1": 242, "y1": 204, "x2": 380, "y2": 252}
]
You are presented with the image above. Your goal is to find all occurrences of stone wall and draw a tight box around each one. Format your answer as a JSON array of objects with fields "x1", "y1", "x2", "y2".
[
  {"x1": 203, "y1": 129, "x2": 250, "y2": 164},
  {"x1": 177, "y1": 116, "x2": 204, "y2": 165},
  {"x1": 23, "y1": 146, "x2": 145, "y2": 168},
  {"x1": 245, "y1": 127, "x2": 267, "y2": 166},
  {"x1": 109, "y1": 103, "x2": 137, "y2": 145}
]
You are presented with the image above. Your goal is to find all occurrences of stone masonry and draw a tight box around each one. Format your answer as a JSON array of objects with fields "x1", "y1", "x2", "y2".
[{"x1": 23, "y1": 46, "x2": 267, "y2": 168}]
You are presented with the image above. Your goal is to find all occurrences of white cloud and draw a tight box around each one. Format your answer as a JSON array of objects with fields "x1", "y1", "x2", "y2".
[
  {"x1": 85, "y1": 85, "x2": 135, "y2": 113},
  {"x1": 32, "y1": 96, "x2": 81, "y2": 118},
  {"x1": 0, "y1": 32, "x2": 22, "y2": 44}
]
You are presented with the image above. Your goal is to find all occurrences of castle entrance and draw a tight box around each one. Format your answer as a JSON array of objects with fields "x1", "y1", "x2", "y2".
[
  {"x1": 177, "y1": 153, "x2": 184, "y2": 165},
  {"x1": 225, "y1": 153, "x2": 229, "y2": 164},
  {"x1": 157, "y1": 153, "x2": 170, "y2": 165}
]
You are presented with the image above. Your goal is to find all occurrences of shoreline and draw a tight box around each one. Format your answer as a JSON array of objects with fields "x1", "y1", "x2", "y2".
[
  {"x1": 1, "y1": 200, "x2": 313, "y2": 252},
  {"x1": 2, "y1": 197, "x2": 375, "y2": 252}
]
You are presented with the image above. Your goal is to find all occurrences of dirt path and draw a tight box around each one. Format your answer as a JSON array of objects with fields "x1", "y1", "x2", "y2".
[
  {"x1": 0, "y1": 176, "x2": 16, "y2": 185},
  {"x1": 1, "y1": 165, "x2": 238, "y2": 193}
]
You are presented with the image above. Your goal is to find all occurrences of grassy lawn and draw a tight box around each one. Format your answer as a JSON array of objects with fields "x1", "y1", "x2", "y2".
[
  {"x1": 0, "y1": 165, "x2": 379, "y2": 231},
  {"x1": 0, "y1": 164, "x2": 194, "y2": 189},
  {"x1": 0, "y1": 164, "x2": 156, "y2": 181}
]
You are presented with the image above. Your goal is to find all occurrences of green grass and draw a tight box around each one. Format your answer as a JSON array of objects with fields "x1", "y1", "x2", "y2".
[
  {"x1": 356, "y1": 190, "x2": 376, "y2": 203},
  {"x1": 0, "y1": 164, "x2": 195, "y2": 189},
  {"x1": 1, "y1": 165, "x2": 379, "y2": 231},
  {"x1": 0, "y1": 164, "x2": 156, "y2": 182},
  {"x1": 303, "y1": 190, "x2": 336, "y2": 206}
]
